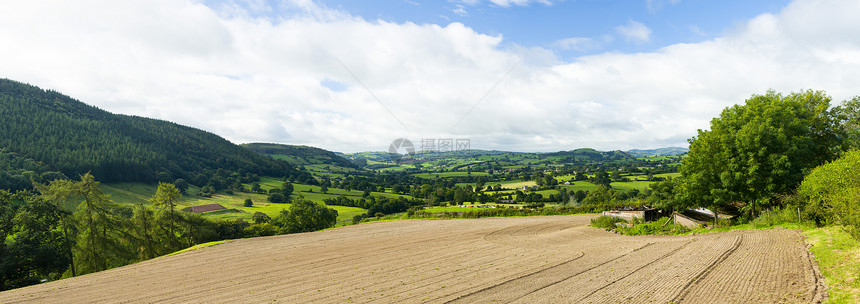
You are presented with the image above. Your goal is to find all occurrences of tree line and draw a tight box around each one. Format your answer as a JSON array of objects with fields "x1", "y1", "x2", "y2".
[
  {"x1": 0, "y1": 174, "x2": 338, "y2": 291},
  {"x1": 644, "y1": 90, "x2": 859, "y2": 236}
]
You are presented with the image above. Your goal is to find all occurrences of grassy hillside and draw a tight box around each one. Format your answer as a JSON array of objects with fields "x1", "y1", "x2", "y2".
[
  {"x1": 99, "y1": 180, "x2": 374, "y2": 225},
  {"x1": 0, "y1": 79, "x2": 305, "y2": 184}
]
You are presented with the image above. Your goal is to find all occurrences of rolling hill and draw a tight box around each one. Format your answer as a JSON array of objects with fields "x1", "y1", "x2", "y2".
[
  {"x1": 0, "y1": 79, "x2": 306, "y2": 186},
  {"x1": 544, "y1": 148, "x2": 635, "y2": 162},
  {"x1": 242, "y1": 143, "x2": 358, "y2": 169},
  {"x1": 626, "y1": 147, "x2": 689, "y2": 158}
]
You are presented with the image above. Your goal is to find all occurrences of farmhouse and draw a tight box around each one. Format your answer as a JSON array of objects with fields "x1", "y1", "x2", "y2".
[{"x1": 602, "y1": 206, "x2": 660, "y2": 221}]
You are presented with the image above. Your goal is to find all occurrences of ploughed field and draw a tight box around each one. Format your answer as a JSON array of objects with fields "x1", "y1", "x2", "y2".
[{"x1": 0, "y1": 215, "x2": 825, "y2": 303}]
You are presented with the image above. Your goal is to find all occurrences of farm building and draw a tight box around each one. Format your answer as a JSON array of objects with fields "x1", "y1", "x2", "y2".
[
  {"x1": 186, "y1": 204, "x2": 226, "y2": 213},
  {"x1": 672, "y1": 208, "x2": 733, "y2": 228},
  {"x1": 602, "y1": 207, "x2": 660, "y2": 222},
  {"x1": 673, "y1": 212, "x2": 708, "y2": 229}
]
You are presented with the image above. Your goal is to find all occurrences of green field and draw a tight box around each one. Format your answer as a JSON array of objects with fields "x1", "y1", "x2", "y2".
[
  {"x1": 412, "y1": 171, "x2": 490, "y2": 179},
  {"x1": 101, "y1": 181, "x2": 368, "y2": 225}
]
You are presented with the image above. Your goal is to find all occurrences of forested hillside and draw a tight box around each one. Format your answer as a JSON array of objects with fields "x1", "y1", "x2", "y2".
[
  {"x1": 0, "y1": 79, "x2": 306, "y2": 187},
  {"x1": 544, "y1": 148, "x2": 635, "y2": 162},
  {"x1": 242, "y1": 143, "x2": 357, "y2": 169}
]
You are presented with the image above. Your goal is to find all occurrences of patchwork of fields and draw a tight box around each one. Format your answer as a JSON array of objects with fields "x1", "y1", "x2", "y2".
[{"x1": 0, "y1": 215, "x2": 825, "y2": 303}]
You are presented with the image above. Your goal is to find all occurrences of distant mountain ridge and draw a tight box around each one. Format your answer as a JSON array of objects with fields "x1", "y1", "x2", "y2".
[
  {"x1": 0, "y1": 79, "x2": 303, "y2": 187},
  {"x1": 625, "y1": 147, "x2": 689, "y2": 158},
  {"x1": 242, "y1": 143, "x2": 358, "y2": 169},
  {"x1": 544, "y1": 148, "x2": 635, "y2": 162}
]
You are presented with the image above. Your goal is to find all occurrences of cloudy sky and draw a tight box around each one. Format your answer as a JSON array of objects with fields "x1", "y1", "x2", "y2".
[{"x1": 2, "y1": 0, "x2": 859, "y2": 153}]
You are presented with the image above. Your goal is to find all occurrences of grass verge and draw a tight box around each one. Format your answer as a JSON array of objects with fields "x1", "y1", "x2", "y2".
[
  {"x1": 165, "y1": 240, "x2": 230, "y2": 257},
  {"x1": 804, "y1": 226, "x2": 859, "y2": 303}
]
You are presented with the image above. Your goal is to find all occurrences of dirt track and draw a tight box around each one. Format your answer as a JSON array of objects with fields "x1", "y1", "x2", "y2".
[{"x1": 0, "y1": 215, "x2": 826, "y2": 303}]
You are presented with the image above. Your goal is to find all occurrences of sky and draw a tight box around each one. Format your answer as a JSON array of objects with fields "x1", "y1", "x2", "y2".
[{"x1": 2, "y1": 0, "x2": 859, "y2": 153}]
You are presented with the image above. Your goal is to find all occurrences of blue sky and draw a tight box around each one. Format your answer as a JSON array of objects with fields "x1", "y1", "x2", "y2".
[
  {"x1": 3, "y1": 0, "x2": 859, "y2": 152},
  {"x1": 267, "y1": 0, "x2": 790, "y2": 56}
]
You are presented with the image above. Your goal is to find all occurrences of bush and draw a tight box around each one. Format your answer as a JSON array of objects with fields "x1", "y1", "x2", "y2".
[
  {"x1": 267, "y1": 193, "x2": 287, "y2": 204},
  {"x1": 243, "y1": 199, "x2": 253, "y2": 207},
  {"x1": 619, "y1": 217, "x2": 688, "y2": 235},
  {"x1": 751, "y1": 207, "x2": 801, "y2": 228},
  {"x1": 252, "y1": 211, "x2": 269, "y2": 224},
  {"x1": 244, "y1": 223, "x2": 279, "y2": 237},
  {"x1": 800, "y1": 149, "x2": 860, "y2": 239},
  {"x1": 590, "y1": 215, "x2": 627, "y2": 230}
]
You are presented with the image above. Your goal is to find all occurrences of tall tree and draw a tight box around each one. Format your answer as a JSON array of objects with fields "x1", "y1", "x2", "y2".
[
  {"x1": 150, "y1": 182, "x2": 182, "y2": 252},
  {"x1": 679, "y1": 90, "x2": 847, "y2": 216},
  {"x1": 72, "y1": 173, "x2": 130, "y2": 274},
  {"x1": 131, "y1": 203, "x2": 157, "y2": 260},
  {"x1": 37, "y1": 173, "x2": 131, "y2": 275}
]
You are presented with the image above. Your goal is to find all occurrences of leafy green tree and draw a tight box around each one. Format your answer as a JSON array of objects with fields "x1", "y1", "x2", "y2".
[
  {"x1": 582, "y1": 185, "x2": 616, "y2": 205},
  {"x1": 252, "y1": 211, "x2": 270, "y2": 224},
  {"x1": 280, "y1": 182, "x2": 294, "y2": 196},
  {"x1": 8, "y1": 196, "x2": 73, "y2": 283},
  {"x1": 799, "y1": 149, "x2": 860, "y2": 238},
  {"x1": 181, "y1": 213, "x2": 218, "y2": 247},
  {"x1": 680, "y1": 90, "x2": 847, "y2": 216},
  {"x1": 835, "y1": 96, "x2": 860, "y2": 149},
  {"x1": 250, "y1": 182, "x2": 263, "y2": 194},
  {"x1": 273, "y1": 199, "x2": 338, "y2": 234},
  {"x1": 243, "y1": 198, "x2": 253, "y2": 207},
  {"x1": 267, "y1": 193, "x2": 287, "y2": 204},
  {"x1": 173, "y1": 179, "x2": 189, "y2": 194},
  {"x1": 0, "y1": 191, "x2": 74, "y2": 290},
  {"x1": 589, "y1": 171, "x2": 611, "y2": 187},
  {"x1": 646, "y1": 177, "x2": 682, "y2": 210}
]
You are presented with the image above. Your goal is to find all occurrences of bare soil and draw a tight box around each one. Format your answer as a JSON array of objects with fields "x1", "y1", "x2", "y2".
[{"x1": 0, "y1": 215, "x2": 825, "y2": 303}]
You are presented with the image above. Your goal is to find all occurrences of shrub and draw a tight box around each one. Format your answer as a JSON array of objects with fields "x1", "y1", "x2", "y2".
[
  {"x1": 243, "y1": 199, "x2": 253, "y2": 207},
  {"x1": 267, "y1": 193, "x2": 287, "y2": 204},
  {"x1": 590, "y1": 215, "x2": 626, "y2": 230},
  {"x1": 751, "y1": 207, "x2": 801, "y2": 228},
  {"x1": 800, "y1": 149, "x2": 860, "y2": 239},
  {"x1": 244, "y1": 223, "x2": 279, "y2": 237},
  {"x1": 619, "y1": 217, "x2": 688, "y2": 235}
]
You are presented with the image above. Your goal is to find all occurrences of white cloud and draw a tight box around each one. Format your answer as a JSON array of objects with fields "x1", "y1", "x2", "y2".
[
  {"x1": 616, "y1": 20, "x2": 652, "y2": 43},
  {"x1": 452, "y1": 5, "x2": 468, "y2": 16},
  {"x1": 1, "y1": 0, "x2": 859, "y2": 153},
  {"x1": 453, "y1": 0, "x2": 554, "y2": 7},
  {"x1": 553, "y1": 37, "x2": 600, "y2": 52},
  {"x1": 489, "y1": 0, "x2": 552, "y2": 7}
]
